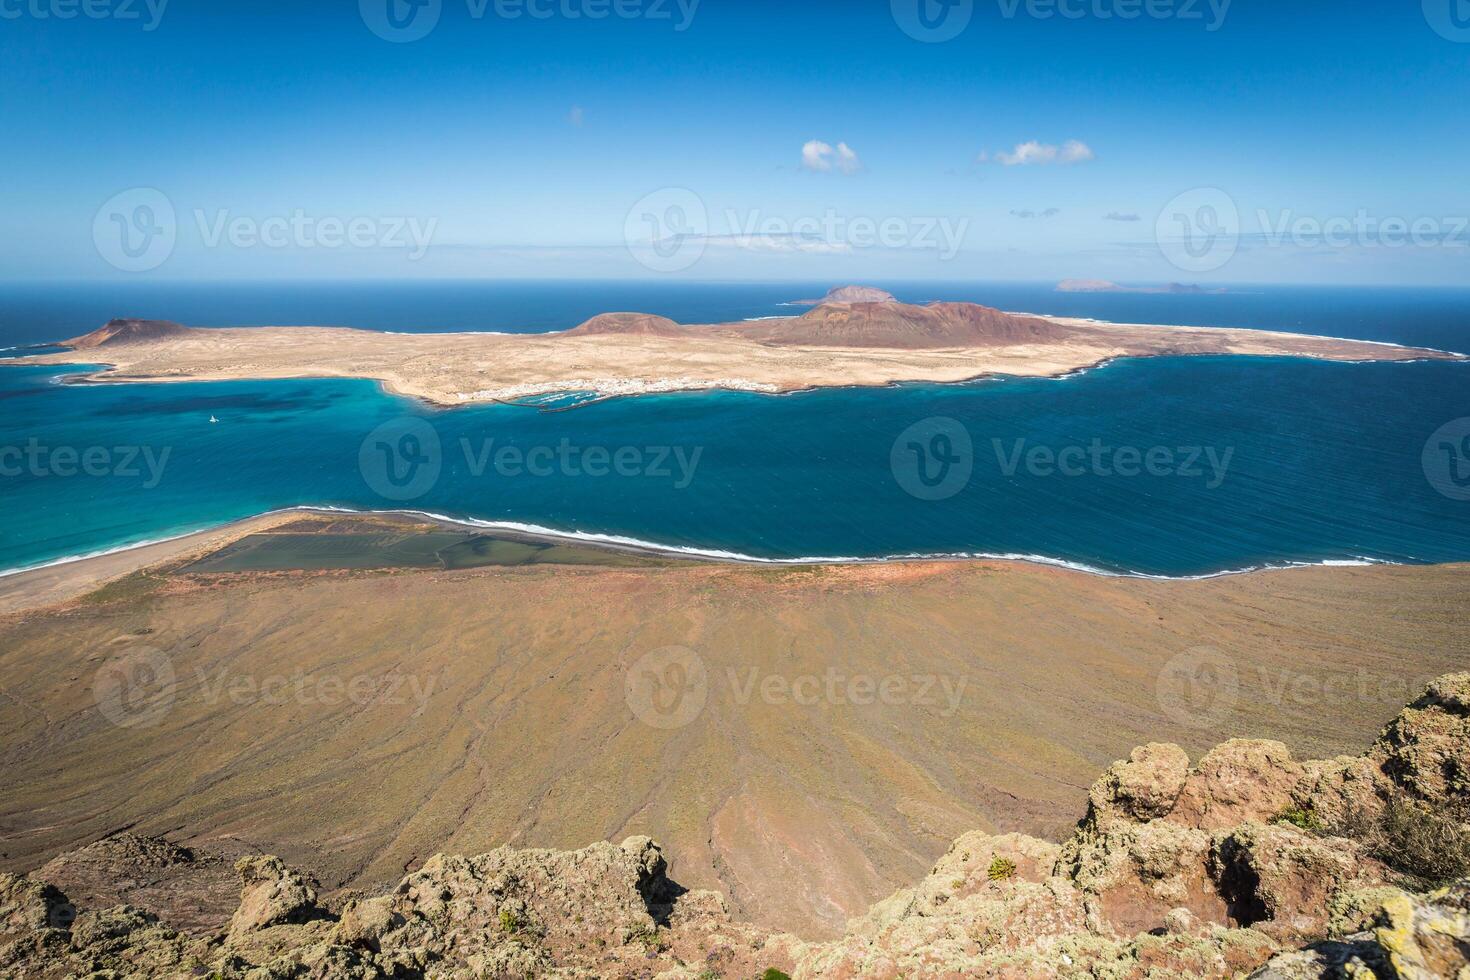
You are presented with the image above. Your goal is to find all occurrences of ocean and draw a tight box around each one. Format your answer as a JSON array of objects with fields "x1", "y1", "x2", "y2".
[{"x1": 1, "y1": 280, "x2": 1467, "y2": 578}]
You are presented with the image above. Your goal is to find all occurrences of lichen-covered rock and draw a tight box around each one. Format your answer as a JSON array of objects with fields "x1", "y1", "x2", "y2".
[
  {"x1": 228, "y1": 855, "x2": 322, "y2": 939},
  {"x1": 1370, "y1": 672, "x2": 1470, "y2": 808},
  {"x1": 1058, "y1": 818, "x2": 1228, "y2": 937},
  {"x1": 854, "y1": 831, "x2": 1061, "y2": 934},
  {"x1": 1248, "y1": 880, "x2": 1470, "y2": 979},
  {"x1": 1210, "y1": 823, "x2": 1388, "y2": 943},
  {"x1": 1372, "y1": 880, "x2": 1470, "y2": 980},
  {"x1": 0, "y1": 872, "x2": 70, "y2": 939},
  {"x1": 1169, "y1": 740, "x2": 1307, "y2": 831},
  {"x1": 35, "y1": 832, "x2": 243, "y2": 939},
  {"x1": 1089, "y1": 742, "x2": 1192, "y2": 825}
]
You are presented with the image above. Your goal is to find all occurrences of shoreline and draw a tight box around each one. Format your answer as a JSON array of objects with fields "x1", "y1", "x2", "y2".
[{"x1": 0, "y1": 503, "x2": 1433, "y2": 617}]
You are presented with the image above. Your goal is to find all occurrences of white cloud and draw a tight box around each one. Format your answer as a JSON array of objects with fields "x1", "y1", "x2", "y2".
[
  {"x1": 1059, "y1": 139, "x2": 1095, "y2": 163},
  {"x1": 988, "y1": 139, "x2": 1096, "y2": 167},
  {"x1": 802, "y1": 139, "x2": 862, "y2": 174}
]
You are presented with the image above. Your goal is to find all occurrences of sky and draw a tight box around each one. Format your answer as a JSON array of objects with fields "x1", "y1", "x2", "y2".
[{"x1": 1, "y1": 0, "x2": 1467, "y2": 284}]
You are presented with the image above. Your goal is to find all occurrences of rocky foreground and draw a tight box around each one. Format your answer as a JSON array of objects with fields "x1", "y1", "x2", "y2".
[{"x1": 4, "y1": 675, "x2": 1469, "y2": 979}]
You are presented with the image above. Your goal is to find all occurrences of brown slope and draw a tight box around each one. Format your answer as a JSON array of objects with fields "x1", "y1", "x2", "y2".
[
  {"x1": 731, "y1": 300, "x2": 1073, "y2": 349},
  {"x1": 66, "y1": 318, "x2": 193, "y2": 349},
  {"x1": 561, "y1": 312, "x2": 688, "y2": 337}
]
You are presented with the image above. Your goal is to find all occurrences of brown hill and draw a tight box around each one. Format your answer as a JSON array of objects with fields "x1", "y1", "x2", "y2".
[
  {"x1": 733, "y1": 300, "x2": 1073, "y2": 349},
  {"x1": 562, "y1": 312, "x2": 687, "y2": 338},
  {"x1": 66, "y1": 318, "x2": 192, "y2": 349},
  {"x1": 790, "y1": 284, "x2": 898, "y2": 306}
]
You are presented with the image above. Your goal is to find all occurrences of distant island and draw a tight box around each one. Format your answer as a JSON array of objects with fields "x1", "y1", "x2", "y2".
[
  {"x1": 1057, "y1": 279, "x2": 1229, "y2": 295},
  {"x1": 789, "y1": 284, "x2": 898, "y2": 305},
  {"x1": 8, "y1": 286, "x2": 1458, "y2": 407}
]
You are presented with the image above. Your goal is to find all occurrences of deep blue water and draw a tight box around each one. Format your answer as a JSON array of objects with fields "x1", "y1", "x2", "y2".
[
  {"x1": 5, "y1": 279, "x2": 1470, "y2": 351},
  {"x1": 0, "y1": 281, "x2": 1467, "y2": 577}
]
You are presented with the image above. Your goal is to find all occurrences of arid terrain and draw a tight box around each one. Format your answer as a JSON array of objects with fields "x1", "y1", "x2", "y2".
[
  {"x1": 9, "y1": 293, "x2": 1460, "y2": 406},
  {"x1": 1, "y1": 513, "x2": 1466, "y2": 945},
  {"x1": 3, "y1": 667, "x2": 1467, "y2": 978}
]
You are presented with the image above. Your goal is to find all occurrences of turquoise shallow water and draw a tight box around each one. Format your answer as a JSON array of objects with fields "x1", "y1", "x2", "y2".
[{"x1": 2, "y1": 353, "x2": 1468, "y2": 577}]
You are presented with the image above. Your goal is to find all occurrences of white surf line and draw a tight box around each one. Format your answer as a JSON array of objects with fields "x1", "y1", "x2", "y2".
[{"x1": 0, "y1": 503, "x2": 1410, "y2": 585}]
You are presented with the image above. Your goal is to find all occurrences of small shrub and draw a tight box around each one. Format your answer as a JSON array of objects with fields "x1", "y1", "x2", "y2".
[
  {"x1": 498, "y1": 909, "x2": 521, "y2": 934},
  {"x1": 1275, "y1": 805, "x2": 1326, "y2": 833},
  {"x1": 761, "y1": 971, "x2": 793, "y2": 980},
  {"x1": 628, "y1": 925, "x2": 666, "y2": 951},
  {"x1": 987, "y1": 857, "x2": 1017, "y2": 882},
  {"x1": 1368, "y1": 799, "x2": 1470, "y2": 887}
]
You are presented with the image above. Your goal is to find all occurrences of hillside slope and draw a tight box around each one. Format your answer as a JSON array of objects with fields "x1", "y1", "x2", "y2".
[{"x1": 3, "y1": 674, "x2": 1468, "y2": 978}]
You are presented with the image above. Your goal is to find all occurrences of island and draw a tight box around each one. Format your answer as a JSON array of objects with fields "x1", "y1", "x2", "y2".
[
  {"x1": 8, "y1": 288, "x2": 1460, "y2": 406},
  {"x1": 1056, "y1": 279, "x2": 1230, "y2": 295}
]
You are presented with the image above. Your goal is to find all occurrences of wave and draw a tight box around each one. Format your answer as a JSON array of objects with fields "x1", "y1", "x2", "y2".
[{"x1": 0, "y1": 504, "x2": 1407, "y2": 585}]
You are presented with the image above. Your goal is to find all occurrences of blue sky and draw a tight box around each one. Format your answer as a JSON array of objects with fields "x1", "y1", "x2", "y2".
[{"x1": 2, "y1": 0, "x2": 1467, "y2": 284}]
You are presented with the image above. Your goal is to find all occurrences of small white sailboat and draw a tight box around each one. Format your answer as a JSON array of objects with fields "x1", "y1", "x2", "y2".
[{"x1": 209, "y1": 415, "x2": 220, "y2": 424}]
